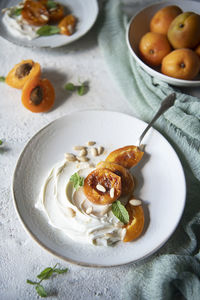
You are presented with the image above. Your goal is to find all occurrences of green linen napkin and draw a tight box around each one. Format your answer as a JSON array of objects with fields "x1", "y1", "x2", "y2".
[{"x1": 98, "y1": 1, "x2": 200, "y2": 299}]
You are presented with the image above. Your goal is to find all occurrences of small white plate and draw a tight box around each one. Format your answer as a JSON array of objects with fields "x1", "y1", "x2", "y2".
[
  {"x1": 126, "y1": 0, "x2": 200, "y2": 87},
  {"x1": 0, "y1": 0, "x2": 98, "y2": 48},
  {"x1": 12, "y1": 111, "x2": 186, "y2": 267}
]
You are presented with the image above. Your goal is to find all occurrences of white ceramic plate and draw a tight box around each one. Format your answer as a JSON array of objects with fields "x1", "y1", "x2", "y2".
[
  {"x1": 0, "y1": 0, "x2": 98, "y2": 48},
  {"x1": 12, "y1": 111, "x2": 186, "y2": 267},
  {"x1": 126, "y1": 0, "x2": 200, "y2": 87}
]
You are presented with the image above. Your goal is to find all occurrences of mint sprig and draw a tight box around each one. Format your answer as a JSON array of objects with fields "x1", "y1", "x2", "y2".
[
  {"x1": 37, "y1": 25, "x2": 60, "y2": 36},
  {"x1": 0, "y1": 76, "x2": 5, "y2": 82},
  {"x1": 27, "y1": 264, "x2": 68, "y2": 298},
  {"x1": 13, "y1": 7, "x2": 22, "y2": 16},
  {"x1": 65, "y1": 81, "x2": 89, "y2": 96},
  {"x1": 112, "y1": 201, "x2": 129, "y2": 224},
  {"x1": 47, "y1": 0, "x2": 57, "y2": 9},
  {"x1": 70, "y1": 172, "x2": 84, "y2": 190},
  {"x1": 0, "y1": 140, "x2": 3, "y2": 145}
]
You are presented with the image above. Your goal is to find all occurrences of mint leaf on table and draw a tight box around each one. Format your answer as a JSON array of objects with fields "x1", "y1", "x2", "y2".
[
  {"x1": 65, "y1": 81, "x2": 89, "y2": 96},
  {"x1": 27, "y1": 264, "x2": 68, "y2": 298},
  {"x1": 65, "y1": 82, "x2": 76, "y2": 91},
  {"x1": 70, "y1": 172, "x2": 84, "y2": 190},
  {"x1": 77, "y1": 84, "x2": 86, "y2": 96},
  {"x1": 0, "y1": 140, "x2": 3, "y2": 145},
  {"x1": 0, "y1": 76, "x2": 5, "y2": 82},
  {"x1": 53, "y1": 267, "x2": 68, "y2": 274},
  {"x1": 37, "y1": 25, "x2": 60, "y2": 36},
  {"x1": 112, "y1": 200, "x2": 129, "y2": 224},
  {"x1": 37, "y1": 267, "x2": 54, "y2": 280},
  {"x1": 35, "y1": 285, "x2": 47, "y2": 298}
]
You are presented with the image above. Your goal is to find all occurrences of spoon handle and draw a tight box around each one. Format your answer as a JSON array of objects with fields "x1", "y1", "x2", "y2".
[{"x1": 138, "y1": 93, "x2": 176, "y2": 146}]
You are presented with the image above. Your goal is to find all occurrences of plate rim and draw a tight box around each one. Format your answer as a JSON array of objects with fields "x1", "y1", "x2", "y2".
[
  {"x1": 0, "y1": 0, "x2": 99, "y2": 48},
  {"x1": 12, "y1": 110, "x2": 186, "y2": 267},
  {"x1": 126, "y1": 0, "x2": 200, "y2": 87}
]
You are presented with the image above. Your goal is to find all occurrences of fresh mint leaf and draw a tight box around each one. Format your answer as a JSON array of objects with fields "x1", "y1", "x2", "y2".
[
  {"x1": 70, "y1": 173, "x2": 84, "y2": 190},
  {"x1": 65, "y1": 82, "x2": 76, "y2": 91},
  {"x1": 0, "y1": 76, "x2": 5, "y2": 82},
  {"x1": 35, "y1": 285, "x2": 47, "y2": 298},
  {"x1": 54, "y1": 268, "x2": 68, "y2": 274},
  {"x1": 77, "y1": 84, "x2": 86, "y2": 96},
  {"x1": 65, "y1": 81, "x2": 89, "y2": 96},
  {"x1": 37, "y1": 267, "x2": 54, "y2": 280},
  {"x1": 37, "y1": 25, "x2": 60, "y2": 36},
  {"x1": 13, "y1": 8, "x2": 22, "y2": 16},
  {"x1": 26, "y1": 279, "x2": 38, "y2": 285},
  {"x1": 47, "y1": 0, "x2": 57, "y2": 9},
  {"x1": 112, "y1": 201, "x2": 129, "y2": 224},
  {"x1": 0, "y1": 140, "x2": 3, "y2": 145}
]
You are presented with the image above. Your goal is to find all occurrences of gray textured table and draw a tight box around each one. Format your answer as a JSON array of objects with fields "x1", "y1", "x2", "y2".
[{"x1": 0, "y1": 1, "x2": 199, "y2": 299}]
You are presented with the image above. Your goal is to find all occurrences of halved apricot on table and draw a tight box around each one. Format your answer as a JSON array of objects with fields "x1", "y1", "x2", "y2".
[
  {"x1": 6, "y1": 60, "x2": 41, "y2": 89},
  {"x1": 22, "y1": 77, "x2": 55, "y2": 113},
  {"x1": 106, "y1": 146, "x2": 144, "y2": 169},
  {"x1": 96, "y1": 161, "x2": 134, "y2": 196},
  {"x1": 123, "y1": 203, "x2": 144, "y2": 242},
  {"x1": 22, "y1": 0, "x2": 49, "y2": 26},
  {"x1": 58, "y1": 15, "x2": 76, "y2": 35},
  {"x1": 84, "y1": 168, "x2": 122, "y2": 205}
]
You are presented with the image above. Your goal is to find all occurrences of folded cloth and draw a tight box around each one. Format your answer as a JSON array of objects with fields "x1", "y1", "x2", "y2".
[{"x1": 98, "y1": 1, "x2": 200, "y2": 299}]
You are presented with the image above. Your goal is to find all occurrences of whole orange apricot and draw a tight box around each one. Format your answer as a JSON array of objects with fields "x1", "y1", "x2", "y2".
[
  {"x1": 195, "y1": 44, "x2": 200, "y2": 59},
  {"x1": 161, "y1": 48, "x2": 200, "y2": 80},
  {"x1": 139, "y1": 32, "x2": 172, "y2": 67},
  {"x1": 168, "y1": 12, "x2": 200, "y2": 49},
  {"x1": 150, "y1": 5, "x2": 182, "y2": 35}
]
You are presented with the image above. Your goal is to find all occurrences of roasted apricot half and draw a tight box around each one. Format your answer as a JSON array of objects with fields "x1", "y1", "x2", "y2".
[
  {"x1": 123, "y1": 203, "x2": 144, "y2": 242},
  {"x1": 48, "y1": 3, "x2": 64, "y2": 23},
  {"x1": 6, "y1": 60, "x2": 41, "y2": 89},
  {"x1": 22, "y1": 0, "x2": 49, "y2": 26},
  {"x1": 84, "y1": 168, "x2": 122, "y2": 205},
  {"x1": 58, "y1": 15, "x2": 76, "y2": 35},
  {"x1": 96, "y1": 161, "x2": 134, "y2": 197},
  {"x1": 21, "y1": 77, "x2": 55, "y2": 113},
  {"x1": 106, "y1": 145, "x2": 144, "y2": 169}
]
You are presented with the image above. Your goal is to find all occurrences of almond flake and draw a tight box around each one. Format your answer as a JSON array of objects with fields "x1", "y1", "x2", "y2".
[
  {"x1": 129, "y1": 199, "x2": 142, "y2": 206},
  {"x1": 66, "y1": 207, "x2": 76, "y2": 217},
  {"x1": 87, "y1": 141, "x2": 96, "y2": 146},
  {"x1": 91, "y1": 147, "x2": 98, "y2": 157},
  {"x1": 110, "y1": 187, "x2": 115, "y2": 198},
  {"x1": 96, "y1": 184, "x2": 106, "y2": 193},
  {"x1": 86, "y1": 207, "x2": 93, "y2": 214}
]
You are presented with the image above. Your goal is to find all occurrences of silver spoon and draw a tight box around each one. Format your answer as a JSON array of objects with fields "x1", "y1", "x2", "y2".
[{"x1": 138, "y1": 93, "x2": 176, "y2": 147}]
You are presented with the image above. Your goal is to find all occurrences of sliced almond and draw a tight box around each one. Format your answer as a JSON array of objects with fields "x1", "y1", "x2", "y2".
[
  {"x1": 66, "y1": 207, "x2": 76, "y2": 217},
  {"x1": 91, "y1": 147, "x2": 98, "y2": 157},
  {"x1": 65, "y1": 153, "x2": 76, "y2": 161},
  {"x1": 129, "y1": 199, "x2": 142, "y2": 206},
  {"x1": 97, "y1": 146, "x2": 104, "y2": 155},
  {"x1": 77, "y1": 156, "x2": 89, "y2": 162},
  {"x1": 79, "y1": 148, "x2": 87, "y2": 157},
  {"x1": 73, "y1": 146, "x2": 85, "y2": 151},
  {"x1": 96, "y1": 184, "x2": 106, "y2": 193},
  {"x1": 86, "y1": 206, "x2": 93, "y2": 215},
  {"x1": 87, "y1": 141, "x2": 96, "y2": 146},
  {"x1": 110, "y1": 187, "x2": 115, "y2": 198}
]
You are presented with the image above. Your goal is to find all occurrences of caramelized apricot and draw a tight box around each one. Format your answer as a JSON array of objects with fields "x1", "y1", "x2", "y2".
[
  {"x1": 48, "y1": 3, "x2": 64, "y2": 23},
  {"x1": 96, "y1": 161, "x2": 134, "y2": 196},
  {"x1": 84, "y1": 168, "x2": 122, "y2": 205},
  {"x1": 123, "y1": 203, "x2": 144, "y2": 242},
  {"x1": 22, "y1": 77, "x2": 55, "y2": 113},
  {"x1": 6, "y1": 60, "x2": 41, "y2": 89},
  {"x1": 106, "y1": 146, "x2": 144, "y2": 169},
  {"x1": 22, "y1": 0, "x2": 49, "y2": 26},
  {"x1": 58, "y1": 15, "x2": 76, "y2": 35}
]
